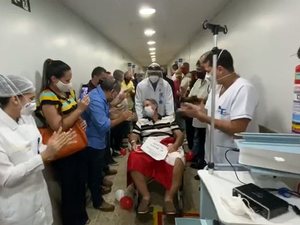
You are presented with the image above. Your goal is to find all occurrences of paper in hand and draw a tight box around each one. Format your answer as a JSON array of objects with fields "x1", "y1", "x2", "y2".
[{"x1": 141, "y1": 138, "x2": 168, "y2": 161}]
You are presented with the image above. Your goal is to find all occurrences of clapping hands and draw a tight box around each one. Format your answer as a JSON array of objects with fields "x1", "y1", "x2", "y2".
[
  {"x1": 41, "y1": 127, "x2": 76, "y2": 161},
  {"x1": 180, "y1": 100, "x2": 207, "y2": 121}
]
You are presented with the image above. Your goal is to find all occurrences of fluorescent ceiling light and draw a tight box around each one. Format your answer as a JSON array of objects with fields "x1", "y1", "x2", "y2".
[
  {"x1": 147, "y1": 41, "x2": 156, "y2": 45},
  {"x1": 144, "y1": 29, "x2": 155, "y2": 36},
  {"x1": 149, "y1": 48, "x2": 156, "y2": 51},
  {"x1": 152, "y1": 59, "x2": 156, "y2": 62},
  {"x1": 274, "y1": 156, "x2": 285, "y2": 162},
  {"x1": 151, "y1": 55, "x2": 155, "y2": 58},
  {"x1": 150, "y1": 52, "x2": 155, "y2": 55},
  {"x1": 140, "y1": 8, "x2": 156, "y2": 15}
]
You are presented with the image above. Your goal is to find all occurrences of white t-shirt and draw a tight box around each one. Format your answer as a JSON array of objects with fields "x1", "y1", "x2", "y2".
[
  {"x1": 180, "y1": 73, "x2": 191, "y2": 90},
  {"x1": 171, "y1": 74, "x2": 176, "y2": 81},
  {"x1": 205, "y1": 77, "x2": 259, "y2": 164}
]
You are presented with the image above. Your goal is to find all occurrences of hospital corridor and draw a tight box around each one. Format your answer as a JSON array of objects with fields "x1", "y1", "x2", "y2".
[{"x1": 1, "y1": 0, "x2": 300, "y2": 225}]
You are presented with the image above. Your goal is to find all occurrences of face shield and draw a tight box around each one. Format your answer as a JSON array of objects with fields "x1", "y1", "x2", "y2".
[{"x1": 146, "y1": 63, "x2": 162, "y2": 84}]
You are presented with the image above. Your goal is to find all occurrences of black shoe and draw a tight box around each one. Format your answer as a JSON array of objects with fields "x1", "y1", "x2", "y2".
[
  {"x1": 109, "y1": 158, "x2": 119, "y2": 166},
  {"x1": 194, "y1": 175, "x2": 200, "y2": 180},
  {"x1": 112, "y1": 152, "x2": 122, "y2": 158},
  {"x1": 105, "y1": 169, "x2": 117, "y2": 176}
]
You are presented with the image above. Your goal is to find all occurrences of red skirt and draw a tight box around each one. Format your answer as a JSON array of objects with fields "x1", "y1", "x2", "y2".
[{"x1": 127, "y1": 152, "x2": 174, "y2": 190}]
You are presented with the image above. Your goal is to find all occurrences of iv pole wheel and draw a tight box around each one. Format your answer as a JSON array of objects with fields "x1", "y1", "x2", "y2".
[
  {"x1": 202, "y1": 20, "x2": 208, "y2": 30},
  {"x1": 223, "y1": 25, "x2": 228, "y2": 34}
]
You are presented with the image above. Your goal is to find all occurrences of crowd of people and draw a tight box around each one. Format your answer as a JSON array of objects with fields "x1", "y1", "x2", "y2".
[{"x1": 0, "y1": 48, "x2": 259, "y2": 225}]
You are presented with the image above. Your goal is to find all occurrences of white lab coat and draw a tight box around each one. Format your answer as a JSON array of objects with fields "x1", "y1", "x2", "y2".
[
  {"x1": 205, "y1": 78, "x2": 259, "y2": 164},
  {"x1": 135, "y1": 78, "x2": 174, "y2": 119},
  {"x1": 0, "y1": 109, "x2": 53, "y2": 225}
]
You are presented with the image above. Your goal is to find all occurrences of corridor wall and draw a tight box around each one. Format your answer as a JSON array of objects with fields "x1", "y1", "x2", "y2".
[
  {"x1": 0, "y1": 0, "x2": 141, "y2": 94},
  {"x1": 169, "y1": 0, "x2": 300, "y2": 133}
]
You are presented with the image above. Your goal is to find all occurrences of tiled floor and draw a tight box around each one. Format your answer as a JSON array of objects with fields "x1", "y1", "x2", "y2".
[{"x1": 86, "y1": 154, "x2": 201, "y2": 225}]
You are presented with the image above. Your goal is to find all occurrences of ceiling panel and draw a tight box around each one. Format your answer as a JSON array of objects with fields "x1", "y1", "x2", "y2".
[{"x1": 58, "y1": 0, "x2": 230, "y2": 66}]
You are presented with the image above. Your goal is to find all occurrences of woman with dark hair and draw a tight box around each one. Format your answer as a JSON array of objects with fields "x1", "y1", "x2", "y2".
[{"x1": 37, "y1": 59, "x2": 90, "y2": 225}]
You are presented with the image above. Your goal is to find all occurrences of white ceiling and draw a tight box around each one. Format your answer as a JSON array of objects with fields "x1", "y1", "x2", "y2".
[{"x1": 58, "y1": 0, "x2": 230, "y2": 66}]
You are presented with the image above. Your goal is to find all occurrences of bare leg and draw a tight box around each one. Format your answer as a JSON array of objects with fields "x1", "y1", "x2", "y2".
[
  {"x1": 131, "y1": 171, "x2": 152, "y2": 214},
  {"x1": 165, "y1": 158, "x2": 184, "y2": 202},
  {"x1": 130, "y1": 171, "x2": 150, "y2": 201}
]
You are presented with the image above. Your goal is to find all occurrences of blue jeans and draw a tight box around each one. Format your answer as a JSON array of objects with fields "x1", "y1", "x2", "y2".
[
  {"x1": 86, "y1": 147, "x2": 105, "y2": 208},
  {"x1": 192, "y1": 128, "x2": 206, "y2": 163}
]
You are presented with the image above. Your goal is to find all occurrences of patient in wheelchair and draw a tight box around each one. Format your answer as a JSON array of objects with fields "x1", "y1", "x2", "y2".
[{"x1": 127, "y1": 99, "x2": 185, "y2": 215}]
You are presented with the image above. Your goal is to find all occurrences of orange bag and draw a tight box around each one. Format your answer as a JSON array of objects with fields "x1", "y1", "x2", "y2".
[
  {"x1": 39, "y1": 120, "x2": 88, "y2": 161},
  {"x1": 37, "y1": 89, "x2": 88, "y2": 160}
]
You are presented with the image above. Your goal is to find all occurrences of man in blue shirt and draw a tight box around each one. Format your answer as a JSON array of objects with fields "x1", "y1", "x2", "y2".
[{"x1": 83, "y1": 77, "x2": 132, "y2": 211}]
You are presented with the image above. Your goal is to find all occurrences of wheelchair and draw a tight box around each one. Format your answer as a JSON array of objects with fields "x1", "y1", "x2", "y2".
[{"x1": 132, "y1": 171, "x2": 185, "y2": 216}]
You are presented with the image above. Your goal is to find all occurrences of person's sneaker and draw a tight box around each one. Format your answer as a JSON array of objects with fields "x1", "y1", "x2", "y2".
[
  {"x1": 122, "y1": 140, "x2": 129, "y2": 148},
  {"x1": 112, "y1": 152, "x2": 122, "y2": 158},
  {"x1": 103, "y1": 177, "x2": 113, "y2": 187},
  {"x1": 109, "y1": 158, "x2": 119, "y2": 166},
  {"x1": 105, "y1": 169, "x2": 117, "y2": 176},
  {"x1": 138, "y1": 199, "x2": 151, "y2": 214},
  {"x1": 102, "y1": 186, "x2": 112, "y2": 195},
  {"x1": 165, "y1": 201, "x2": 176, "y2": 215},
  {"x1": 183, "y1": 138, "x2": 188, "y2": 145},
  {"x1": 98, "y1": 201, "x2": 115, "y2": 212}
]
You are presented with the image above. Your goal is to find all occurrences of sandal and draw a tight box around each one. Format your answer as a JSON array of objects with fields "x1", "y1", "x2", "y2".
[
  {"x1": 138, "y1": 199, "x2": 151, "y2": 214},
  {"x1": 165, "y1": 201, "x2": 176, "y2": 215}
]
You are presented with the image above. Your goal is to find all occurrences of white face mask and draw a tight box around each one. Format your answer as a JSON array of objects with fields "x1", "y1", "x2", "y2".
[
  {"x1": 149, "y1": 75, "x2": 160, "y2": 83},
  {"x1": 144, "y1": 106, "x2": 154, "y2": 118},
  {"x1": 56, "y1": 80, "x2": 72, "y2": 92},
  {"x1": 21, "y1": 101, "x2": 37, "y2": 116},
  {"x1": 205, "y1": 73, "x2": 212, "y2": 81},
  {"x1": 206, "y1": 49, "x2": 225, "y2": 82},
  {"x1": 220, "y1": 194, "x2": 257, "y2": 221}
]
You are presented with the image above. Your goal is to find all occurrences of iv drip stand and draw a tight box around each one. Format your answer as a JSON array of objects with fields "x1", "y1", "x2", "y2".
[{"x1": 202, "y1": 20, "x2": 228, "y2": 174}]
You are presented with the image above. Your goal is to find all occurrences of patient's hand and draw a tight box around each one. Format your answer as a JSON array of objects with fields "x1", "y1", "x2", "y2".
[
  {"x1": 167, "y1": 144, "x2": 177, "y2": 153},
  {"x1": 131, "y1": 142, "x2": 137, "y2": 152}
]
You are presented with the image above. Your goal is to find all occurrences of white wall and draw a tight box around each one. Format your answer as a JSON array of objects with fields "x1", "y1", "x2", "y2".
[
  {"x1": 170, "y1": 0, "x2": 300, "y2": 133},
  {"x1": 0, "y1": 0, "x2": 141, "y2": 94}
]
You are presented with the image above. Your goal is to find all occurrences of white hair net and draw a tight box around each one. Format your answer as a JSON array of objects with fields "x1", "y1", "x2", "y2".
[{"x1": 0, "y1": 74, "x2": 36, "y2": 97}]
